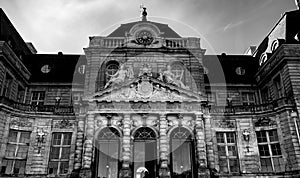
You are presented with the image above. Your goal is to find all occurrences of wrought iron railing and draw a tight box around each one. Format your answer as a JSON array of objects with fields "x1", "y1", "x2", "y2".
[
  {"x1": 0, "y1": 96, "x2": 74, "y2": 115},
  {"x1": 209, "y1": 97, "x2": 294, "y2": 114}
]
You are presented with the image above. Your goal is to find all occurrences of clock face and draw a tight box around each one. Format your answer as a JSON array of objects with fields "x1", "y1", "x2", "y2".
[{"x1": 136, "y1": 31, "x2": 154, "y2": 45}]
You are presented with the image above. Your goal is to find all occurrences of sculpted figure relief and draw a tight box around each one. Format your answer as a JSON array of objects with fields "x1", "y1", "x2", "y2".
[
  {"x1": 104, "y1": 64, "x2": 127, "y2": 88},
  {"x1": 162, "y1": 65, "x2": 189, "y2": 89}
]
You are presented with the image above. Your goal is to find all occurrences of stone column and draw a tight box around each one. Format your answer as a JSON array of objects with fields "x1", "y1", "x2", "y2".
[
  {"x1": 159, "y1": 114, "x2": 170, "y2": 178},
  {"x1": 195, "y1": 113, "x2": 209, "y2": 177},
  {"x1": 80, "y1": 114, "x2": 95, "y2": 178},
  {"x1": 120, "y1": 114, "x2": 132, "y2": 178}
]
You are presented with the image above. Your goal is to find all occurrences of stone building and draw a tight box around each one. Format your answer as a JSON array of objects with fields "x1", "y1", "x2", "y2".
[{"x1": 0, "y1": 6, "x2": 300, "y2": 178}]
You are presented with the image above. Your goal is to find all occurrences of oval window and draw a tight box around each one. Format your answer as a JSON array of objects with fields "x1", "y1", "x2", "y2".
[
  {"x1": 41, "y1": 65, "x2": 51, "y2": 73},
  {"x1": 235, "y1": 67, "x2": 245, "y2": 75}
]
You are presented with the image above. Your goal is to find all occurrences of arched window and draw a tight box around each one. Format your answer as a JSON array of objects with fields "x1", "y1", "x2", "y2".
[
  {"x1": 96, "y1": 127, "x2": 120, "y2": 178},
  {"x1": 170, "y1": 127, "x2": 195, "y2": 178},
  {"x1": 133, "y1": 127, "x2": 157, "y2": 178}
]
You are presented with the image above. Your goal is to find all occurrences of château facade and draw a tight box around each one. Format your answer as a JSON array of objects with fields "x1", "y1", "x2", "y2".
[{"x1": 0, "y1": 6, "x2": 300, "y2": 178}]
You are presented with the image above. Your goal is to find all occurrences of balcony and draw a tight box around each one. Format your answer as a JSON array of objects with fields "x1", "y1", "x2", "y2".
[
  {"x1": 0, "y1": 96, "x2": 74, "y2": 115},
  {"x1": 209, "y1": 97, "x2": 295, "y2": 114}
]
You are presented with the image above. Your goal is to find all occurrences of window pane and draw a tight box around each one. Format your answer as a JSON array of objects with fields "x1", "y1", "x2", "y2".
[
  {"x1": 14, "y1": 160, "x2": 26, "y2": 174},
  {"x1": 258, "y1": 145, "x2": 270, "y2": 156},
  {"x1": 63, "y1": 133, "x2": 72, "y2": 145},
  {"x1": 32, "y1": 92, "x2": 39, "y2": 100},
  {"x1": 217, "y1": 145, "x2": 226, "y2": 156},
  {"x1": 52, "y1": 133, "x2": 62, "y2": 145},
  {"x1": 216, "y1": 133, "x2": 224, "y2": 143},
  {"x1": 256, "y1": 131, "x2": 267, "y2": 143},
  {"x1": 49, "y1": 161, "x2": 58, "y2": 174},
  {"x1": 20, "y1": 132, "x2": 30, "y2": 144},
  {"x1": 16, "y1": 145, "x2": 28, "y2": 159},
  {"x1": 61, "y1": 148, "x2": 70, "y2": 159},
  {"x1": 50, "y1": 147, "x2": 60, "y2": 159},
  {"x1": 273, "y1": 157, "x2": 284, "y2": 172},
  {"x1": 260, "y1": 158, "x2": 272, "y2": 172},
  {"x1": 226, "y1": 133, "x2": 235, "y2": 143},
  {"x1": 228, "y1": 146, "x2": 237, "y2": 156},
  {"x1": 1, "y1": 159, "x2": 13, "y2": 174},
  {"x1": 8, "y1": 131, "x2": 18, "y2": 143},
  {"x1": 268, "y1": 130, "x2": 279, "y2": 142},
  {"x1": 5, "y1": 144, "x2": 16, "y2": 157},
  {"x1": 219, "y1": 158, "x2": 228, "y2": 173},
  {"x1": 229, "y1": 159, "x2": 239, "y2": 173},
  {"x1": 60, "y1": 161, "x2": 69, "y2": 174},
  {"x1": 271, "y1": 143, "x2": 282, "y2": 156},
  {"x1": 39, "y1": 92, "x2": 45, "y2": 100}
]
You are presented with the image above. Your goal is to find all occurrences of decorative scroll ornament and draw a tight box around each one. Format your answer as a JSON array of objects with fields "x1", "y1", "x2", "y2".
[
  {"x1": 10, "y1": 117, "x2": 33, "y2": 129},
  {"x1": 255, "y1": 117, "x2": 277, "y2": 127},
  {"x1": 216, "y1": 119, "x2": 235, "y2": 128},
  {"x1": 53, "y1": 119, "x2": 74, "y2": 129}
]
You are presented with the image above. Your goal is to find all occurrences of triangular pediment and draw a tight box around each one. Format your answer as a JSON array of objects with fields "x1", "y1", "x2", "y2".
[{"x1": 90, "y1": 75, "x2": 205, "y2": 102}]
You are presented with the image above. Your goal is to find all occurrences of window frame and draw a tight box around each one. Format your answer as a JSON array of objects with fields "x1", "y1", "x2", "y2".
[
  {"x1": 241, "y1": 92, "x2": 255, "y2": 105},
  {"x1": 256, "y1": 129, "x2": 283, "y2": 172},
  {"x1": 2, "y1": 130, "x2": 30, "y2": 175},
  {"x1": 216, "y1": 132, "x2": 240, "y2": 173},
  {"x1": 169, "y1": 127, "x2": 196, "y2": 178},
  {"x1": 48, "y1": 132, "x2": 72, "y2": 175},
  {"x1": 30, "y1": 91, "x2": 45, "y2": 106},
  {"x1": 273, "y1": 75, "x2": 284, "y2": 99}
]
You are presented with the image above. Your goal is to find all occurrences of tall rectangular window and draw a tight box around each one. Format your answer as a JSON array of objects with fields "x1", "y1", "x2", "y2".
[
  {"x1": 207, "y1": 92, "x2": 216, "y2": 104},
  {"x1": 261, "y1": 87, "x2": 270, "y2": 104},
  {"x1": 273, "y1": 75, "x2": 284, "y2": 99},
  {"x1": 256, "y1": 129, "x2": 284, "y2": 172},
  {"x1": 1, "y1": 130, "x2": 30, "y2": 175},
  {"x1": 2, "y1": 73, "x2": 13, "y2": 98},
  {"x1": 49, "y1": 133, "x2": 72, "y2": 175},
  {"x1": 241, "y1": 92, "x2": 255, "y2": 105},
  {"x1": 30, "y1": 91, "x2": 45, "y2": 105},
  {"x1": 216, "y1": 132, "x2": 239, "y2": 173}
]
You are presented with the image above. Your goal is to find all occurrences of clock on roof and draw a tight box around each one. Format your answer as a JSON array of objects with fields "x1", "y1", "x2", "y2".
[{"x1": 136, "y1": 30, "x2": 154, "y2": 45}]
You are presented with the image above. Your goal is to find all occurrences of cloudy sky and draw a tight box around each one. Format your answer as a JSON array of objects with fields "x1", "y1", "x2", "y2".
[{"x1": 0, "y1": 0, "x2": 297, "y2": 54}]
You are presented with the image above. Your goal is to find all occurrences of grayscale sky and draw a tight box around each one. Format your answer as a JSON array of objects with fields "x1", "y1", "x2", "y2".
[{"x1": 0, "y1": 0, "x2": 297, "y2": 54}]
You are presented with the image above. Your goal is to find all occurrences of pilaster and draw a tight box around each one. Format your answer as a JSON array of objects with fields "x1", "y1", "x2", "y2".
[
  {"x1": 120, "y1": 114, "x2": 132, "y2": 178},
  {"x1": 203, "y1": 114, "x2": 215, "y2": 175},
  {"x1": 159, "y1": 113, "x2": 170, "y2": 178},
  {"x1": 74, "y1": 116, "x2": 85, "y2": 170},
  {"x1": 80, "y1": 114, "x2": 95, "y2": 178},
  {"x1": 195, "y1": 113, "x2": 209, "y2": 177}
]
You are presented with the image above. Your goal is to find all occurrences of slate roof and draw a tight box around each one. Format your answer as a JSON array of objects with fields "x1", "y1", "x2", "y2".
[
  {"x1": 0, "y1": 8, "x2": 32, "y2": 55},
  {"x1": 203, "y1": 54, "x2": 258, "y2": 84},
  {"x1": 23, "y1": 54, "x2": 86, "y2": 84},
  {"x1": 108, "y1": 21, "x2": 181, "y2": 38}
]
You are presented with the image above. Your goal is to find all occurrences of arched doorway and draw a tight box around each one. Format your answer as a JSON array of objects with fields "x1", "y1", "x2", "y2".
[
  {"x1": 95, "y1": 127, "x2": 121, "y2": 178},
  {"x1": 170, "y1": 127, "x2": 196, "y2": 178},
  {"x1": 133, "y1": 127, "x2": 158, "y2": 178}
]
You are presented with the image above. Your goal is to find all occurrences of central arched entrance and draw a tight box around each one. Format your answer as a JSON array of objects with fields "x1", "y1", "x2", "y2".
[{"x1": 132, "y1": 127, "x2": 158, "y2": 178}]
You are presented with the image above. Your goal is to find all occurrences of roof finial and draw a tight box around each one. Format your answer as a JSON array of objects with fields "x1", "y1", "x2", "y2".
[{"x1": 142, "y1": 7, "x2": 147, "y2": 21}]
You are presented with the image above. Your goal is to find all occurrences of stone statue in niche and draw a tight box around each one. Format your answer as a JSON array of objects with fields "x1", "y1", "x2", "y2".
[
  {"x1": 162, "y1": 65, "x2": 189, "y2": 89},
  {"x1": 105, "y1": 64, "x2": 128, "y2": 88}
]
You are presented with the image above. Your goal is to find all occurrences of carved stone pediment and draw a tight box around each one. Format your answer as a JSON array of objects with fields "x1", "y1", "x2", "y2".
[{"x1": 92, "y1": 75, "x2": 203, "y2": 102}]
